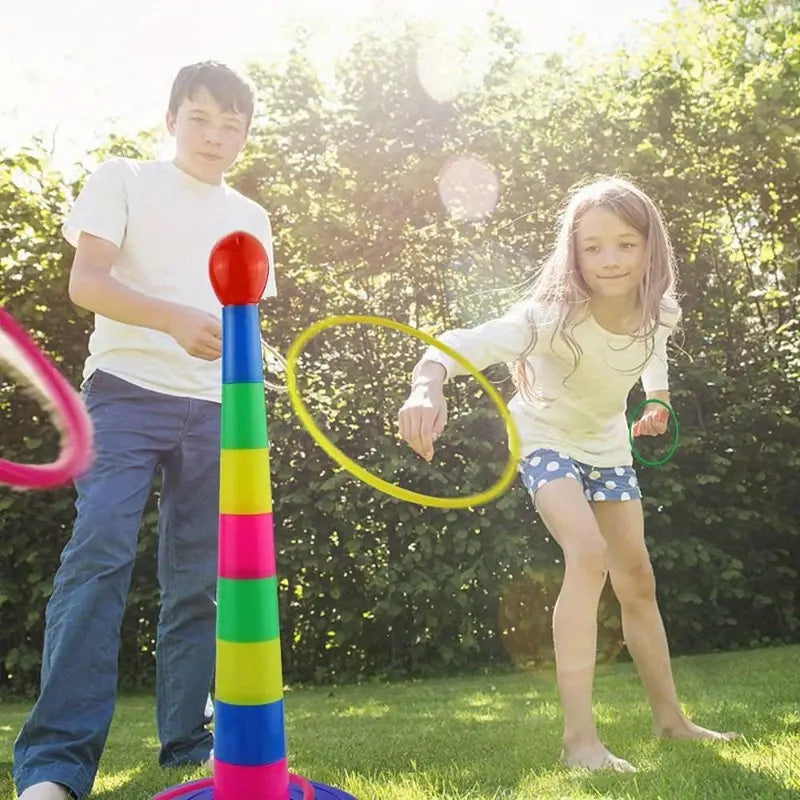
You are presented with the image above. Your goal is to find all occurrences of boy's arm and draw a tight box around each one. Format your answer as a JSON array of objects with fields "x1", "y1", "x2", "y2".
[{"x1": 69, "y1": 232, "x2": 223, "y2": 362}]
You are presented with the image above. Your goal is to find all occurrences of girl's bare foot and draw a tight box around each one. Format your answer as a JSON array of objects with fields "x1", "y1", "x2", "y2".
[
  {"x1": 562, "y1": 738, "x2": 637, "y2": 772},
  {"x1": 656, "y1": 717, "x2": 740, "y2": 741}
]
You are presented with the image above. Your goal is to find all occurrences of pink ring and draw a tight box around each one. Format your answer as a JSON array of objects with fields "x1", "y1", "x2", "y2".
[
  {"x1": 289, "y1": 773, "x2": 316, "y2": 799},
  {"x1": 0, "y1": 308, "x2": 93, "y2": 489}
]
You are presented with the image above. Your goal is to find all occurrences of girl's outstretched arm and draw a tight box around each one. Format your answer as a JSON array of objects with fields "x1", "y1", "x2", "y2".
[
  {"x1": 416, "y1": 306, "x2": 537, "y2": 384},
  {"x1": 398, "y1": 361, "x2": 447, "y2": 462},
  {"x1": 397, "y1": 306, "x2": 539, "y2": 461}
]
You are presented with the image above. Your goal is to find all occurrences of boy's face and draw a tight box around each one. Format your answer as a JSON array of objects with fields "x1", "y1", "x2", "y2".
[{"x1": 166, "y1": 86, "x2": 249, "y2": 184}]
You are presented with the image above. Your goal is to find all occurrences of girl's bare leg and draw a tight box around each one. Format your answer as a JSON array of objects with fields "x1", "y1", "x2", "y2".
[
  {"x1": 592, "y1": 499, "x2": 739, "y2": 741},
  {"x1": 535, "y1": 478, "x2": 636, "y2": 771}
]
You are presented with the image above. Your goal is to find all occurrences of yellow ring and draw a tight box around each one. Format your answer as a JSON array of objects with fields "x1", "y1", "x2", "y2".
[{"x1": 286, "y1": 315, "x2": 521, "y2": 508}]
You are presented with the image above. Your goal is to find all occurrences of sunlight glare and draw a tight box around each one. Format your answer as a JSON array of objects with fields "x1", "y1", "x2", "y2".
[
  {"x1": 415, "y1": 34, "x2": 491, "y2": 103},
  {"x1": 437, "y1": 154, "x2": 500, "y2": 222}
]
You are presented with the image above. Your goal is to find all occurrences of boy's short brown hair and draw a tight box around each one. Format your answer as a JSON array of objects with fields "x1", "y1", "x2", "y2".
[{"x1": 168, "y1": 61, "x2": 256, "y2": 127}]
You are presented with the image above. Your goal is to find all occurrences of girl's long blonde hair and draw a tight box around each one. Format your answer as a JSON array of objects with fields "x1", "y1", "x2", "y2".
[{"x1": 512, "y1": 175, "x2": 680, "y2": 405}]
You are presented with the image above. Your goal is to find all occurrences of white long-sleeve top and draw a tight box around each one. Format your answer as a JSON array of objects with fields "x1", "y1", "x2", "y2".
[{"x1": 421, "y1": 301, "x2": 681, "y2": 467}]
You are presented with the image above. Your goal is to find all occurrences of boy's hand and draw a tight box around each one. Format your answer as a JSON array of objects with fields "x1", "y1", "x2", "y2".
[
  {"x1": 165, "y1": 306, "x2": 223, "y2": 361},
  {"x1": 398, "y1": 383, "x2": 448, "y2": 462}
]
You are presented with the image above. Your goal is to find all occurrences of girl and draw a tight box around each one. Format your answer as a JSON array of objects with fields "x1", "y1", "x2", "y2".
[{"x1": 398, "y1": 176, "x2": 738, "y2": 772}]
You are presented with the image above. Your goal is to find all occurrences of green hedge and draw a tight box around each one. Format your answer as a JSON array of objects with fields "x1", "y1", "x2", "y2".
[{"x1": 1, "y1": 0, "x2": 798, "y2": 695}]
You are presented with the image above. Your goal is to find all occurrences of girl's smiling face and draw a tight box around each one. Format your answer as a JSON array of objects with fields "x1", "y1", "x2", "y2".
[{"x1": 575, "y1": 206, "x2": 647, "y2": 302}]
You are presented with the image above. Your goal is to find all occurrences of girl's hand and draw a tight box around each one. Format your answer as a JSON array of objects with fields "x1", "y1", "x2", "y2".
[
  {"x1": 632, "y1": 405, "x2": 670, "y2": 437},
  {"x1": 398, "y1": 383, "x2": 448, "y2": 462}
]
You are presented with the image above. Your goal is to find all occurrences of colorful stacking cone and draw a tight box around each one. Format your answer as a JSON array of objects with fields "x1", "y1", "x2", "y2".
[{"x1": 152, "y1": 231, "x2": 356, "y2": 800}]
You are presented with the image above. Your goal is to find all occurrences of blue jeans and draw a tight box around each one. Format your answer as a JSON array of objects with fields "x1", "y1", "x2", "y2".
[{"x1": 14, "y1": 370, "x2": 220, "y2": 799}]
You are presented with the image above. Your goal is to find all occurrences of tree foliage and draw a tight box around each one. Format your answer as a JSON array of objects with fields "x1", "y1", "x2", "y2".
[{"x1": 1, "y1": 0, "x2": 798, "y2": 695}]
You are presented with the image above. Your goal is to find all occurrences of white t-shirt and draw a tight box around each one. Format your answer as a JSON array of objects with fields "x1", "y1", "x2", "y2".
[
  {"x1": 422, "y1": 301, "x2": 681, "y2": 467},
  {"x1": 63, "y1": 157, "x2": 276, "y2": 402}
]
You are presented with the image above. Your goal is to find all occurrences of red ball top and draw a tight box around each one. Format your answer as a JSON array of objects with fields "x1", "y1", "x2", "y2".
[{"x1": 209, "y1": 230, "x2": 270, "y2": 305}]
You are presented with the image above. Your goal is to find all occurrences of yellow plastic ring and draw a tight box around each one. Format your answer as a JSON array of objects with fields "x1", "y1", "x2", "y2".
[{"x1": 286, "y1": 315, "x2": 522, "y2": 508}]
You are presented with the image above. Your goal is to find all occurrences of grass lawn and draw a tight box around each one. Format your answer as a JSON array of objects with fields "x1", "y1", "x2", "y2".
[{"x1": 1, "y1": 645, "x2": 798, "y2": 799}]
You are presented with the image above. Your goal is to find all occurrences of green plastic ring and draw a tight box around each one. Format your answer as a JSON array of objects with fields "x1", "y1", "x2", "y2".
[{"x1": 628, "y1": 398, "x2": 679, "y2": 467}]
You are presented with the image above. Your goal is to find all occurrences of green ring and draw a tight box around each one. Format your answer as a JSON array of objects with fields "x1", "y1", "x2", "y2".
[{"x1": 628, "y1": 398, "x2": 680, "y2": 467}]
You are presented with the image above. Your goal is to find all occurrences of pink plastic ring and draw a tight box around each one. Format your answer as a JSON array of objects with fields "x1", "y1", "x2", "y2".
[
  {"x1": 0, "y1": 308, "x2": 93, "y2": 489},
  {"x1": 289, "y1": 773, "x2": 316, "y2": 799}
]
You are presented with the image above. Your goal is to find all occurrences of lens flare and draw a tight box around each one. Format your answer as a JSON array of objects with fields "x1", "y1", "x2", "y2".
[
  {"x1": 437, "y1": 154, "x2": 500, "y2": 222},
  {"x1": 415, "y1": 30, "x2": 491, "y2": 104}
]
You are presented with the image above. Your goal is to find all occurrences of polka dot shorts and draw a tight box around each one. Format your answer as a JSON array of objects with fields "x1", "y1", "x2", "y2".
[{"x1": 519, "y1": 448, "x2": 642, "y2": 502}]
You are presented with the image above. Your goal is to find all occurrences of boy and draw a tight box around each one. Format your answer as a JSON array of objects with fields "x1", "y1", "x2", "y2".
[{"x1": 14, "y1": 61, "x2": 276, "y2": 800}]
